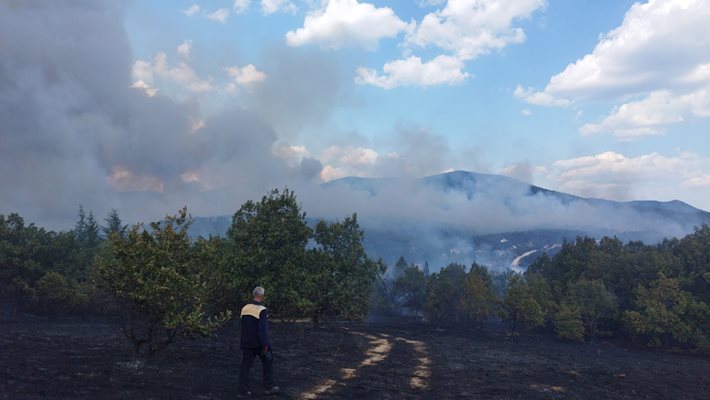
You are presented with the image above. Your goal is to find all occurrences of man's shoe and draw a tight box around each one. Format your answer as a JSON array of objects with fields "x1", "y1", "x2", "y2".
[{"x1": 263, "y1": 386, "x2": 280, "y2": 395}]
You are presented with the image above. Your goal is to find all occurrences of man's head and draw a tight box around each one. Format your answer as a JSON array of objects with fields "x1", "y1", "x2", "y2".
[{"x1": 252, "y1": 286, "x2": 265, "y2": 302}]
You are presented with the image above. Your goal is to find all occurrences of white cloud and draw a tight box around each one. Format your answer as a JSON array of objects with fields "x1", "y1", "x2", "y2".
[
  {"x1": 517, "y1": 0, "x2": 710, "y2": 138},
  {"x1": 358, "y1": 0, "x2": 543, "y2": 89},
  {"x1": 273, "y1": 145, "x2": 310, "y2": 164},
  {"x1": 177, "y1": 40, "x2": 192, "y2": 59},
  {"x1": 207, "y1": 8, "x2": 230, "y2": 23},
  {"x1": 224, "y1": 64, "x2": 267, "y2": 92},
  {"x1": 130, "y1": 80, "x2": 158, "y2": 97},
  {"x1": 355, "y1": 55, "x2": 469, "y2": 89},
  {"x1": 322, "y1": 145, "x2": 379, "y2": 166},
  {"x1": 286, "y1": 0, "x2": 408, "y2": 50},
  {"x1": 320, "y1": 165, "x2": 347, "y2": 181},
  {"x1": 233, "y1": 0, "x2": 251, "y2": 14},
  {"x1": 514, "y1": 85, "x2": 570, "y2": 106},
  {"x1": 547, "y1": 151, "x2": 710, "y2": 203},
  {"x1": 132, "y1": 52, "x2": 214, "y2": 94},
  {"x1": 685, "y1": 175, "x2": 710, "y2": 188},
  {"x1": 580, "y1": 89, "x2": 710, "y2": 139},
  {"x1": 521, "y1": 108, "x2": 532, "y2": 116},
  {"x1": 261, "y1": 0, "x2": 297, "y2": 15},
  {"x1": 405, "y1": 0, "x2": 545, "y2": 61},
  {"x1": 182, "y1": 4, "x2": 201, "y2": 16}
]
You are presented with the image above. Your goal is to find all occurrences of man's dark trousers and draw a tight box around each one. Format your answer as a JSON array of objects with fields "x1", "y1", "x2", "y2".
[{"x1": 239, "y1": 347, "x2": 274, "y2": 392}]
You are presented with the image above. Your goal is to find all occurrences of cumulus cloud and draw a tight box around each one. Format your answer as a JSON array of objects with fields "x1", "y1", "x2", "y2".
[
  {"x1": 580, "y1": 88, "x2": 710, "y2": 139},
  {"x1": 405, "y1": 0, "x2": 544, "y2": 61},
  {"x1": 133, "y1": 52, "x2": 214, "y2": 94},
  {"x1": 261, "y1": 0, "x2": 297, "y2": 15},
  {"x1": 355, "y1": 55, "x2": 469, "y2": 89},
  {"x1": 517, "y1": 0, "x2": 710, "y2": 138},
  {"x1": 286, "y1": 0, "x2": 409, "y2": 50},
  {"x1": 224, "y1": 64, "x2": 267, "y2": 92},
  {"x1": 358, "y1": 0, "x2": 545, "y2": 89},
  {"x1": 548, "y1": 151, "x2": 710, "y2": 203},
  {"x1": 182, "y1": 4, "x2": 201, "y2": 16},
  {"x1": 177, "y1": 40, "x2": 192, "y2": 59},
  {"x1": 233, "y1": 0, "x2": 251, "y2": 14},
  {"x1": 207, "y1": 8, "x2": 231, "y2": 23},
  {"x1": 131, "y1": 80, "x2": 158, "y2": 97}
]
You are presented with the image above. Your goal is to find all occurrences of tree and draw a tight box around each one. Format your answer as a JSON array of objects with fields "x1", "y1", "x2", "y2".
[
  {"x1": 227, "y1": 188, "x2": 311, "y2": 318},
  {"x1": 393, "y1": 263, "x2": 427, "y2": 317},
  {"x1": 307, "y1": 215, "x2": 385, "y2": 324},
  {"x1": 567, "y1": 280, "x2": 617, "y2": 338},
  {"x1": 459, "y1": 262, "x2": 496, "y2": 328},
  {"x1": 74, "y1": 205, "x2": 87, "y2": 243},
  {"x1": 500, "y1": 272, "x2": 544, "y2": 334},
  {"x1": 94, "y1": 208, "x2": 230, "y2": 356},
  {"x1": 102, "y1": 209, "x2": 127, "y2": 239},
  {"x1": 85, "y1": 211, "x2": 101, "y2": 248},
  {"x1": 554, "y1": 301, "x2": 584, "y2": 341},
  {"x1": 392, "y1": 256, "x2": 408, "y2": 280},
  {"x1": 623, "y1": 274, "x2": 707, "y2": 349},
  {"x1": 425, "y1": 263, "x2": 467, "y2": 323}
]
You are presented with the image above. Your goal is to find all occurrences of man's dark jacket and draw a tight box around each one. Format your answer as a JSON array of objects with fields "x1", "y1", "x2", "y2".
[{"x1": 240, "y1": 300, "x2": 271, "y2": 349}]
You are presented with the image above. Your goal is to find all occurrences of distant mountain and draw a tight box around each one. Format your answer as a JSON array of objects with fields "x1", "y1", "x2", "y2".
[{"x1": 193, "y1": 171, "x2": 710, "y2": 271}]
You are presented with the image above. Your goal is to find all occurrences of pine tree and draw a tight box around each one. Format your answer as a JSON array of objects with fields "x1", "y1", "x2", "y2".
[
  {"x1": 102, "y1": 209, "x2": 126, "y2": 238},
  {"x1": 74, "y1": 205, "x2": 87, "y2": 242}
]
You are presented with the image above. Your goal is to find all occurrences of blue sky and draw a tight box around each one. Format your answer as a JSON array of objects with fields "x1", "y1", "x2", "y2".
[{"x1": 121, "y1": 0, "x2": 710, "y2": 210}]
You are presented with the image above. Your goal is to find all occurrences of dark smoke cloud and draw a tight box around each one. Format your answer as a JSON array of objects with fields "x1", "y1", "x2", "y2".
[{"x1": 0, "y1": 0, "x2": 307, "y2": 228}]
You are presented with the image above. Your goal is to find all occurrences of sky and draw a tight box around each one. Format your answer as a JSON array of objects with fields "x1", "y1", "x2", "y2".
[{"x1": 1, "y1": 0, "x2": 709, "y2": 229}]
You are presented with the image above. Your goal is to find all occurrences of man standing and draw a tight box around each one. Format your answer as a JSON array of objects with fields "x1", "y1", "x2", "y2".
[{"x1": 238, "y1": 287, "x2": 279, "y2": 396}]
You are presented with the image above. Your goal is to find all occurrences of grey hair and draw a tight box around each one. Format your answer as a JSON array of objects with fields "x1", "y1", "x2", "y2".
[{"x1": 253, "y1": 287, "x2": 265, "y2": 297}]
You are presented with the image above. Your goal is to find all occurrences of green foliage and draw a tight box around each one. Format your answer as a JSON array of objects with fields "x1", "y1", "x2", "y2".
[
  {"x1": 94, "y1": 208, "x2": 231, "y2": 355},
  {"x1": 34, "y1": 271, "x2": 89, "y2": 315},
  {"x1": 623, "y1": 274, "x2": 708, "y2": 349},
  {"x1": 459, "y1": 262, "x2": 496, "y2": 327},
  {"x1": 392, "y1": 262, "x2": 428, "y2": 317},
  {"x1": 425, "y1": 263, "x2": 467, "y2": 323},
  {"x1": 0, "y1": 213, "x2": 90, "y2": 316},
  {"x1": 307, "y1": 215, "x2": 385, "y2": 324},
  {"x1": 554, "y1": 301, "x2": 584, "y2": 341},
  {"x1": 228, "y1": 188, "x2": 311, "y2": 318},
  {"x1": 567, "y1": 280, "x2": 617, "y2": 338},
  {"x1": 500, "y1": 272, "x2": 544, "y2": 334},
  {"x1": 529, "y1": 226, "x2": 710, "y2": 350},
  {"x1": 102, "y1": 209, "x2": 127, "y2": 239}
]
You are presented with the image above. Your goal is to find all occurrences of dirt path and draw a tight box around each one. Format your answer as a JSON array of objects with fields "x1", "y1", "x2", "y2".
[{"x1": 1, "y1": 319, "x2": 708, "y2": 399}]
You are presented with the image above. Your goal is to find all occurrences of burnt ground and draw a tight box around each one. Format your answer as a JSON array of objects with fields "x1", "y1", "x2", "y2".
[{"x1": 1, "y1": 317, "x2": 708, "y2": 400}]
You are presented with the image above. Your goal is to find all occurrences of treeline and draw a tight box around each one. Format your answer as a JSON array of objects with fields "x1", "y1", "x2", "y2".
[
  {"x1": 374, "y1": 228, "x2": 710, "y2": 352},
  {"x1": 1, "y1": 189, "x2": 383, "y2": 355}
]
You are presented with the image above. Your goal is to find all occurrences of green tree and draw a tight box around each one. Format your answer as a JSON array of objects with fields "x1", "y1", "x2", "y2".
[
  {"x1": 459, "y1": 262, "x2": 496, "y2": 328},
  {"x1": 425, "y1": 263, "x2": 467, "y2": 323},
  {"x1": 500, "y1": 272, "x2": 544, "y2": 334},
  {"x1": 623, "y1": 274, "x2": 707, "y2": 349},
  {"x1": 227, "y1": 188, "x2": 311, "y2": 318},
  {"x1": 307, "y1": 215, "x2": 385, "y2": 324},
  {"x1": 393, "y1": 263, "x2": 427, "y2": 317},
  {"x1": 94, "y1": 208, "x2": 230, "y2": 356},
  {"x1": 567, "y1": 280, "x2": 617, "y2": 338},
  {"x1": 103, "y1": 209, "x2": 127, "y2": 239},
  {"x1": 554, "y1": 301, "x2": 584, "y2": 341}
]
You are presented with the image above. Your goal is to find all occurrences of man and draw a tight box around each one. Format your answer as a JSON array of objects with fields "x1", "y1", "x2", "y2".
[{"x1": 238, "y1": 287, "x2": 279, "y2": 396}]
